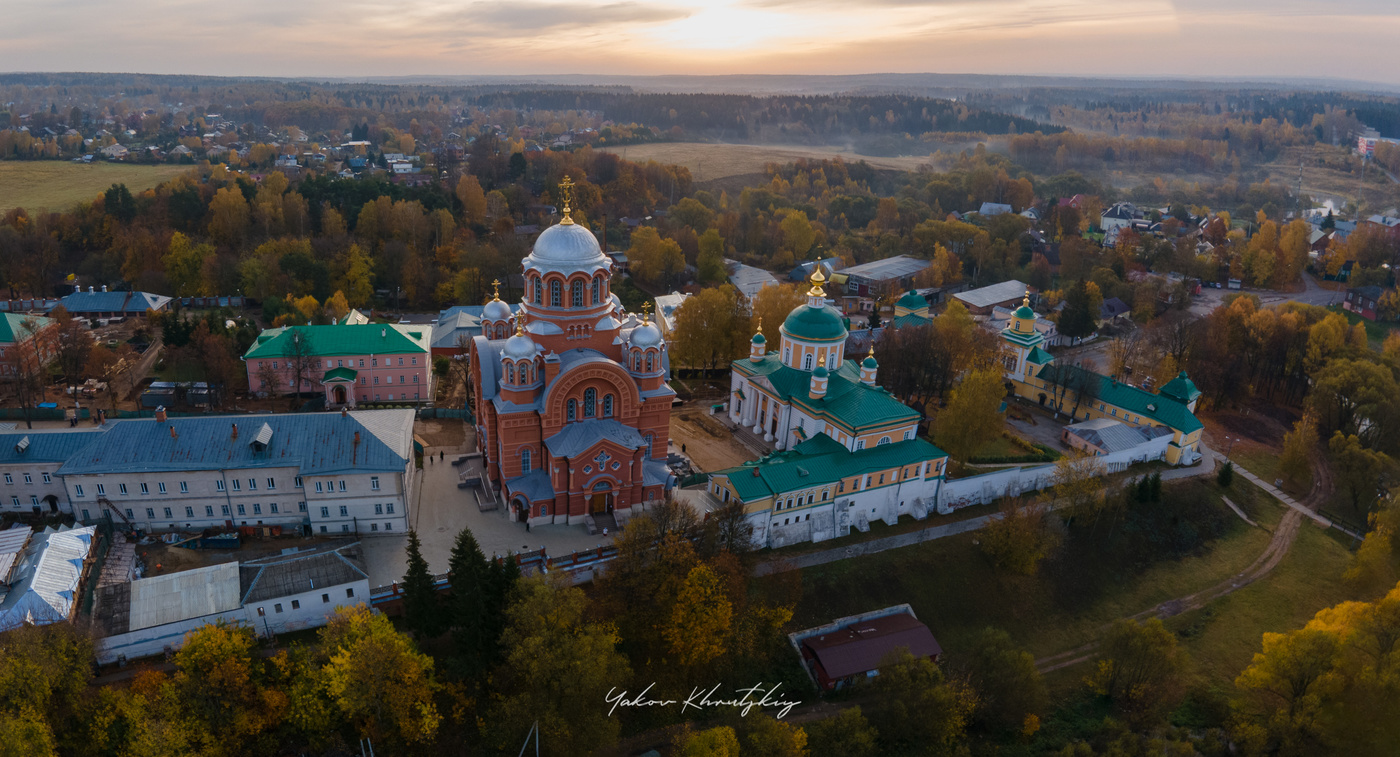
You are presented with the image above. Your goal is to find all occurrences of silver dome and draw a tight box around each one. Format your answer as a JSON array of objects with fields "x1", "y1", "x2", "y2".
[
  {"x1": 630, "y1": 322, "x2": 663, "y2": 349},
  {"x1": 527, "y1": 222, "x2": 606, "y2": 265},
  {"x1": 502, "y1": 333, "x2": 539, "y2": 360},
  {"x1": 482, "y1": 298, "x2": 512, "y2": 321}
]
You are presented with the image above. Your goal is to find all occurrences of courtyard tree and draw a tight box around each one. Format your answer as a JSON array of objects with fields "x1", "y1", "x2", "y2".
[
  {"x1": 401, "y1": 530, "x2": 444, "y2": 638},
  {"x1": 935, "y1": 367, "x2": 1006, "y2": 463}
]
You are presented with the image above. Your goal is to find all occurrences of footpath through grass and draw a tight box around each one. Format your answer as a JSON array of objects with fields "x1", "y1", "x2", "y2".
[
  {"x1": 769, "y1": 477, "x2": 1290, "y2": 666},
  {"x1": 0, "y1": 161, "x2": 189, "y2": 212}
]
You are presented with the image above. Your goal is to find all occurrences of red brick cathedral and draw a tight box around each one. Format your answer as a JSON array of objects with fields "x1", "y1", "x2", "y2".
[{"x1": 469, "y1": 178, "x2": 675, "y2": 526}]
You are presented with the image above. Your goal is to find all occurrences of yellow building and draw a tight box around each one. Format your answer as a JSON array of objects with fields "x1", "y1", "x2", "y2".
[{"x1": 999, "y1": 293, "x2": 1204, "y2": 465}]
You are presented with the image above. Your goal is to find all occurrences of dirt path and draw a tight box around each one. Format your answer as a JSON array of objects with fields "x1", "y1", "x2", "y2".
[
  {"x1": 670, "y1": 408, "x2": 753, "y2": 472},
  {"x1": 1034, "y1": 454, "x2": 1330, "y2": 673}
]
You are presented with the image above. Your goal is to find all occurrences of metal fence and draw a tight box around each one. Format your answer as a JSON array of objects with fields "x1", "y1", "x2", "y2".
[{"x1": 418, "y1": 407, "x2": 473, "y2": 421}]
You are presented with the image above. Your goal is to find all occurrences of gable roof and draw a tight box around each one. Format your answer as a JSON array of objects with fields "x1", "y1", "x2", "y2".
[
  {"x1": 954, "y1": 280, "x2": 1028, "y2": 309},
  {"x1": 736, "y1": 354, "x2": 918, "y2": 431},
  {"x1": 0, "y1": 313, "x2": 53, "y2": 344},
  {"x1": 544, "y1": 419, "x2": 645, "y2": 458},
  {"x1": 0, "y1": 430, "x2": 105, "y2": 466},
  {"x1": 1100, "y1": 297, "x2": 1131, "y2": 319},
  {"x1": 841, "y1": 255, "x2": 930, "y2": 282},
  {"x1": 1035, "y1": 364, "x2": 1202, "y2": 434},
  {"x1": 239, "y1": 542, "x2": 367, "y2": 604},
  {"x1": 58, "y1": 290, "x2": 171, "y2": 314},
  {"x1": 802, "y1": 612, "x2": 943, "y2": 679},
  {"x1": 1064, "y1": 418, "x2": 1172, "y2": 453},
  {"x1": 244, "y1": 324, "x2": 428, "y2": 359},
  {"x1": 0, "y1": 524, "x2": 96, "y2": 632},
  {"x1": 56, "y1": 410, "x2": 413, "y2": 476}
]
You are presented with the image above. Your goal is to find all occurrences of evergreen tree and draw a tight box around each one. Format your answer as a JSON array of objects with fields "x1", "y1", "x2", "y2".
[
  {"x1": 447, "y1": 527, "x2": 515, "y2": 679},
  {"x1": 1148, "y1": 471, "x2": 1162, "y2": 502},
  {"x1": 1057, "y1": 279, "x2": 1098, "y2": 341},
  {"x1": 1218, "y1": 461, "x2": 1235, "y2": 488},
  {"x1": 401, "y1": 530, "x2": 444, "y2": 638}
]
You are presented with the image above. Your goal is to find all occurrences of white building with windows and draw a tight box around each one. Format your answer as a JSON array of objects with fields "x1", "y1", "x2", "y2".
[
  {"x1": 57, "y1": 409, "x2": 415, "y2": 535},
  {"x1": 0, "y1": 431, "x2": 104, "y2": 516}
]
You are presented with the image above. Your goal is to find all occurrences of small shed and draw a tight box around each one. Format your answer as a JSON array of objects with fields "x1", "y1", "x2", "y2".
[
  {"x1": 799, "y1": 611, "x2": 942, "y2": 690},
  {"x1": 141, "y1": 382, "x2": 177, "y2": 409}
]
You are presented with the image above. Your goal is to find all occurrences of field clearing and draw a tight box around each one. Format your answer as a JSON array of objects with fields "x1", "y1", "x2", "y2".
[
  {"x1": 0, "y1": 161, "x2": 189, "y2": 213},
  {"x1": 598, "y1": 142, "x2": 942, "y2": 181}
]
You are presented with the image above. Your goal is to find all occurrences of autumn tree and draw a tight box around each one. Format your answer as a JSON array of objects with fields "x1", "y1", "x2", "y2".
[
  {"x1": 979, "y1": 499, "x2": 1061, "y2": 576},
  {"x1": 1087, "y1": 619, "x2": 1187, "y2": 727},
  {"x1": 2, "y1": 317, "x2": 48, "y2": 429},
  {"x1": 1329, "y1": 432, "x2": 1393, "y2": 513},
  {"x1": 749, "y1": 284, "x2": 807, "y2": 343},
  {"x1": 0, "y1": 623, "x2": 93, "y2": 754},
  {"x1": 1054, "y1": 453, "x2": 1108, "y2": 524},
  {"x1": 934, "y1": 367, "x2": 1006, "y2": 463},
  {"x1": 674, "y1": 725, "x2": 742, "y2": 757},
  {"x1": 320, "y1": 604, "x2": 441, "y2": 747},
  {"x1": 1280, "y1": 411, "x2": 1320, "y2": 490},
  {"x1": 962, "y1": 627, "x2": 1048, "y2": 733},
  {"x1": 49, "y1": 307, "x2": 90, "y2": 396},
  {"x1": 488, "y1": 575, "x2": 631, "y2": 757},
  {"x1": 171, "y1": 621, "x2": 286, "y2": 755},
  {"x1": 627, "y1": 227, "x2": 685, "y2": 289},
  {"x1": 164, "y1": 232, "x2": 214, "y2": 296},
  {"x1": 456, "y1": 174, "x2": 488, "y2": 226},
  {"x1": 697, "y1": 228, "x2": 727, "y2": 285},
  {"x1": 671, "y1": 285, "x2": 748, "y2": 371},
  {"x1": 207, "y1": 186, "x2": 249, "y2": 245},
  {"x1": 742, "y1": 714, "x2": 808, "y2": 757},
  {"x1": 663, "y1": 564, "x2": 734, "y2": 668},
  {"x1": 869, "y1": 649, "x2": 976, "y2": 753},
  {"x1": 803, "y1": 707, "x2": 879, "y2": 757},
  {"x1": 324, "y1": 290, "x2": 351, "y2": 323}
]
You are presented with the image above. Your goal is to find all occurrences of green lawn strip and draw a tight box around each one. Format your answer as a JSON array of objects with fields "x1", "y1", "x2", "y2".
[
  {"x1": 1328, "y1": 304, "x2": 1400, "y2": 347},
  {"x1": 1165, "y1": 522, "x2": 1355, "y2": 686},
  {"x1": 776, "y1": 479, "x2": 1274, "y2": 661}
]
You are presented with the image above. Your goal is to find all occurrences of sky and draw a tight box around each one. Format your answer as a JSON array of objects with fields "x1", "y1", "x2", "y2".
[{"x1": 2, "y1": 0, "x2": 1398, "y2": 84}]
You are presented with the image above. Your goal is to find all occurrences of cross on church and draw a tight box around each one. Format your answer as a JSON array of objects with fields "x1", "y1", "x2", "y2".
[{"x1": 559, "y1": 175, "x2": 575, "y2": 224}]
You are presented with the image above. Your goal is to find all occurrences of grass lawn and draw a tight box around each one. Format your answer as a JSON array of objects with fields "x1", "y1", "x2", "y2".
[
  {"x1": 1167, "y1": 524, "x2": 1357, "y2": 685},
  {"x1": 771, "y1": 478, "x2": 1279, "y2": 663},
  {"x1": 1328, "y1": 304, "x2": 1400, "y2": 347},
  {"x1": 0, "y1": 161, "x2": 190, "y2": 213}
]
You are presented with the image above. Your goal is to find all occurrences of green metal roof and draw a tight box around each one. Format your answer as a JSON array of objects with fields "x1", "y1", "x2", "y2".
[
  {"x1": 323, "y1": 366, "x2": 358, "y2": 382},
  {"x1": 752, "y1": 332, "x2": 766, "y2": 344},
  {"x1": 0, "y1": 313, "x2": 52, "y2": 344},
  {"x1": 1034, "y1": 364, "x2": 1202, "y2": 434},
  {"x1": 715, "y1": 433, "x2": 946, "y2": 502},
  {"x1": 897, "y1": 291, "x2": 928, "y2": 309},
  {"x1": 735, "y1": 354, "x2": 918, "y2": 431},
  {"x1": 782, "y1": 303, "x2": 847, "y2": 341},
  {"x1": 244, "y1": 324, "x2": 427, "y2": 359},
  {"x1": 1157, "y1": 371, "x2": 1201, "y2": 403},
  {"x1": 1026, "y1": 346, "x2": 1054, "y2": 365},
  {"x1": 892, "y1": 313, "x2": 932, "y2": 329},
  {"x1": 1013, "y1": 304, "x2": 1035, "y2": 319}
]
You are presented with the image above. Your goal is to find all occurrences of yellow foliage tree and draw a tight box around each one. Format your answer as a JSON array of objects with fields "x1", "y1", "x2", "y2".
[{"x1": 663, "y1": 564, "x2": 734, "y2": 667}]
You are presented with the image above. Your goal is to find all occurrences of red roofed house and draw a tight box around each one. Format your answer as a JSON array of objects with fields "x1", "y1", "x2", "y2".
[{"x1": 799, "y1": 608, "x2": 942, "y2": 691}]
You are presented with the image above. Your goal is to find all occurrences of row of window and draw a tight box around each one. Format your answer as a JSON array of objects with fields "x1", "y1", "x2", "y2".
[
  {"x1": 71, "y1": 475, "x2": 382, "y2": 498},
  {"x1": 565, "y1": 389, "x2": 615, "y2": 421},
  {"x1": 255, "y1": 588, "x2": 356, "y2": 617},
  {"x1": 316, "y1": 523, "x2": 394, "y2": 533},
  {"x1": 2, "y1": 472, "x2": 51, "y2": 485},
  {"x1": 315, "y1": 502, "x2": 394, "y2": 518},
  {"x1": 531, "y1": 273, "x2": 607, "y2": 308},
  {"x1": 259, "y1": 356, "x2": 418, "y2": 370}
]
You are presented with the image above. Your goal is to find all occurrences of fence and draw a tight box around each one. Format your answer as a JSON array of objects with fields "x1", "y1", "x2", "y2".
[{"x1": 417, "y1": 407, "x2": 473, "y2": 421}]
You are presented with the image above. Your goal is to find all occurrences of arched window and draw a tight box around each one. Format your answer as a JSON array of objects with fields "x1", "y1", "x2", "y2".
[
  {"x1": 538, "y1": 504, "x2": 547, "y2": 517},
  {"x1": 603, "y1": 394, "x2": 614, "y2": 417},
  {"x1": 506, "y1": 364, "x2": 515, "y2": 384},
  {"x1": 633, "y1": 353, "x2": 642, "y2": 371},
  {"x1": 521, "y1": 448, "x2": 532, "y2": 474},
  {"x1": 533, "y1": 276, "x2": 542, "y2": 303},
  {"x1": 644, "y1": 433, "x2": 654, "y2": 457},
  {"x1": 567, "y1": 399, "x2": 577, "y2": 421},
  {"x1": 803, "y1": 353, "x2": 813, "y2": 371},
  {"x1": 591, "y1": 277, "x2": 601, "y2": 304},
  {"x1": 584, "y1": 388, "x2": 596, "y2": 417},
  {"x1": 878, "y1": 436, "x2": 891, "y2": 445},
  {"x1": 571, "y1": 280, "x2": 584, "y2": 307},
  {"x1": 550, "y1": 280, "x2": 561, "y2": 306},
  {"x1": 645, "y1": 354, "x2": 653, "y2": 372},
  {"x1": 827, "y1": 353, "x2": 837, "y2": 369},
  {"x1": 784, "y1": 346, "x2": 792, "y2": 364}
]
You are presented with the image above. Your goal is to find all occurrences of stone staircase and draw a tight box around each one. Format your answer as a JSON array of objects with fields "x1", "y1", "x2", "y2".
[{"x1": 586, "y1": 512, "x2": 617, "y2": 535}]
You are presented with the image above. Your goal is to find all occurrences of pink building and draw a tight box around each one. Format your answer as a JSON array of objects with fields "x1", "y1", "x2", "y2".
[{"x1": 243, "y1": 324, "x2": 432, "y2": 407}]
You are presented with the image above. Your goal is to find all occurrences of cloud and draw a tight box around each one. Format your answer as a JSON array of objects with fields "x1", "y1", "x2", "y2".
[{"x1": 460, "y1": 1, "x2": 692, "y2": 31}]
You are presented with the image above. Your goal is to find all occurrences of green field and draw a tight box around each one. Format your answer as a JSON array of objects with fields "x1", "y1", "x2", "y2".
[{"x1": 0, "y1": 161, "x2": 190, "y2": 213}]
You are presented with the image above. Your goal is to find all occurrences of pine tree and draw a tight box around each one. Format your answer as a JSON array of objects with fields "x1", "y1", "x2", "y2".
[
  {"x1": 401, "y1": 530, "x2": 443, "y2": 638},
  {"x1": 1148, "y1": 472, "x2": 1162, "y2": 502},
  {"x1": 447, "y1": 527, "x2": 496, "y2": 679},
  {"x1": 1217, "y1": 461, "x2": 1235, "y2": 489}
]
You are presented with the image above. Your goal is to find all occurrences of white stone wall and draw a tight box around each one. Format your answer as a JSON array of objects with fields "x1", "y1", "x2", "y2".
[
  {"x1": 936, "y1": 436, "x2": 1170, "y2": 513},
  {"x1": 0, "y1": 462, "x2": 69, "y2": 514},
  {"x1": 750, "y1": 474, "x2": 942, "y2": 548},
  {"x1": 244, "y1": 579, "x2": 370, "y2": 636},
  {"x1": 94, "y1": 609, "x2": 248, "y2": 665}
]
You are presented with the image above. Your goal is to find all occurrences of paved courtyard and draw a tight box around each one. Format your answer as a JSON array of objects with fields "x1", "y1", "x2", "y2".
[{"x1": 357, "y1": 434, "x2": 616, "y2": 587}]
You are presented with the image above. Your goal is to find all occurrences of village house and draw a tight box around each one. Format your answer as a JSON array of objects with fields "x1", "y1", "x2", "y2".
[
  {"x1": 953, "y1": 279, "x2": 1030, "y2": 317},
  {"x1": 1343, "y1": 285, "x2": 1386, "y2": 321}
]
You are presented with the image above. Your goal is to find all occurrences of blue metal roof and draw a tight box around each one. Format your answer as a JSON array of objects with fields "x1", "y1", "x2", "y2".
[
  {"x1": 58, "y1": 290, "x2": 171, "y2": 314},
  {"x1": 0, "y1": 431, "x2": 106, "y2": 465},
  {"x1": 544, "y1": 419, "x2": 644, "y2": 458},
  {"x1": 55, "y1": 410, "x2": 413, "y2": 476}
]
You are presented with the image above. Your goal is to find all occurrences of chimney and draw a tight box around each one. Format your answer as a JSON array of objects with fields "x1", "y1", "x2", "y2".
[
  {"x1": 88, "y1": 286, "x2": 94, "y2": 293},
  {"x1": 353, "y1": 431, "x2": 360, "y2": 464},
  {"x1": 154, "y1": 405, "x2": 167, "y2": 423},
  {"x1": 101, "y1": 284, "x2": 108, "y2": 292},
  {"x1": 169, "y1": 426, "x2": 177, "y2": 439},
  {"x1": 381, "y1": 327, "x2": 387, "y2": 338},
  {"x1": 341, "y1": 407, "x2": 348, "y2": 418},
  {"x1": 354, "y1": 431, "x2": 360, "y2": 445},
  {"x1": 231, "y1": 422, "x2": 238, "y2": 439}
]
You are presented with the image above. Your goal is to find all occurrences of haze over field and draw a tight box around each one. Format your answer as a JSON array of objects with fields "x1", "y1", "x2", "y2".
[{"x1": 3, "y1": 0, "x2": 1399, "y2": 85}]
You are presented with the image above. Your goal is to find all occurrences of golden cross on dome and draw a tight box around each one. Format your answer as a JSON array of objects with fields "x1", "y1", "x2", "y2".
[
  {"x1": 641, "y1": 300, "x2": 652, "y2": 324},
  {"x1": 807, "y1": 258, "x2": 827, "y2": 298},
  {"x1": 756, "y1": 316, "x2": 763, "y2": 334},
  {"x1": 491, "y1": 279, "x2": 501, "y2": 301},
  {"x1": 1022, "y1": 287, "x2": 1031, "y2": 307},
  {"x1": 559, "y1": 175, "x2": 575, "y2": 225}
]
